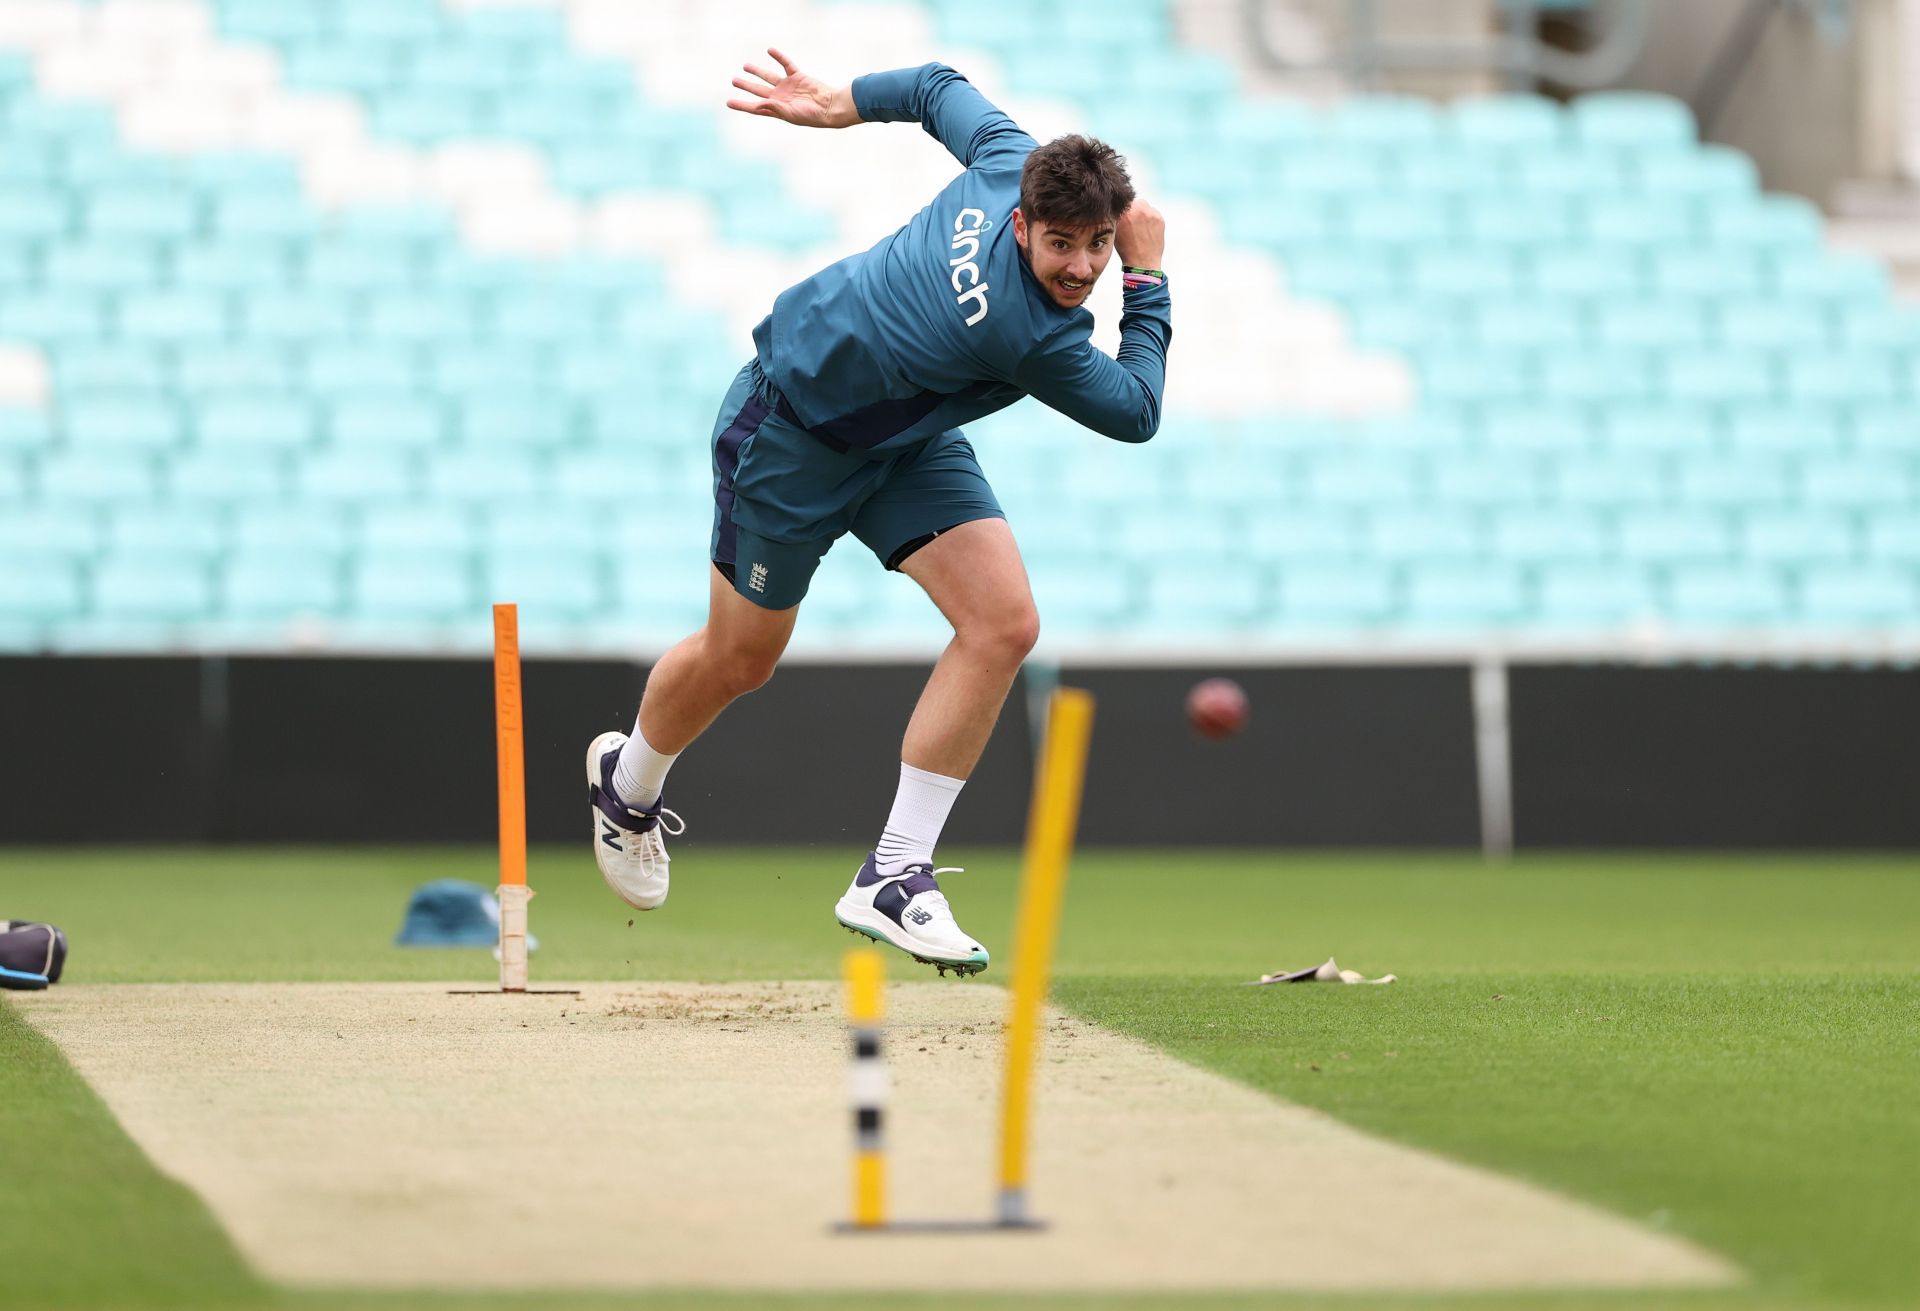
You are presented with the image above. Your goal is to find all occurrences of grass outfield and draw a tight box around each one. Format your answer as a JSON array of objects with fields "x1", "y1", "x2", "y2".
[{"x1": 2, "y1": 847, "x2": 1916, "y2": 1311}]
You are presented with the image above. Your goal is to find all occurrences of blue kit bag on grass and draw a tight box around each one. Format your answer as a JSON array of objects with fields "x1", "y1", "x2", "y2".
[
  {"x1": 395, "y1": 880, "x2": 537, "y2": 951},
  {"x1": 0, "y1": 920, "x2": 67, "y2": 990}
]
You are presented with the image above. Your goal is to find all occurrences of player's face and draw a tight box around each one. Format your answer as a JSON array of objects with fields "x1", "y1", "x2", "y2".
[{"x1": 1014, "y1": 210, "x2": 1116, "y2": 309}]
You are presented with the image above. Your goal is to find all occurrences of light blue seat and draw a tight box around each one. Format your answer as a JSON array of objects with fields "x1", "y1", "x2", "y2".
[
  {"x1": 335, "y1": 0, "x2": 445, "y2": 42},
  {"x1": 50, "y1": 345, "x2": 167, "y2": 392},
  {"x1": 1268, "y1": 562, "x2": 1398, "y2": 628},
  {"x1": 0, "y1": 292, "x2": 109, "y2": 343},
  {"x1": 1617, "y1": 511, "x2": 1734, "y2": 564},
  {"x1": 349, "y1": 550, "x2": 476, "y2": 622},
  {"x1": 1584, "y1": 196, "x2": 1698, "y2": 247},
  {"x1": 42, "y1": 242, "x2": 161, "y2": 290},
  {"x1": 1472, "y1": 299, "x2": 1586, "y2": 349},
  {"x1": 1741, "y1": 510, "x2": 1855, "y2": 565},
  {"x1": 1665, "y1": 564, "x2": 1789, "y2": 625},
  {"x1": 1542, "y1": 350, "x2": 1655, "y2": 403},
  {"x1": 1713, "y1": 298, "x2": 1832, "y2": 349},
  {"x1": 1570, "y1": 92, "x2": 1695, "y2": 149},
  {"x1": 1276, "y1": 246, "x2": 1399, "y2": 299},
  {"x1": 1347, "y1": 296, "x2": 1459, "y2": 351},
  {"x1": 0, "y1": 407, "x2": 50, "y2": 452},
  {"x1": 1430, "y1": 454, "x2": 1546, "y2": 506},
  {"x1": 244, "y1": 292, "x2": 357, "y2": 340},
  {"x1": 420, "y1": 443, "x2": 541, "y2": 499},
  {"x1": 119, "y1": 291, "x2": 231, "y2": 344},
  {"x1": 1786, "y1": 351, "x2": 1900, "y2": 403},
  {"x1": 1480, "y1": 406, "x2": 1596, "y2": 454},
  {"x1": 212, "y1": 193, "x2": 321, "y2": 239},
  {"x1": 220, "y1": 549, "x2": 345, "y2": 621},
  {"x1": 1418, "y1": 348, "x2": 1531, "y2": 404},
  {"x1": 1403, "y1": 563, "x2": 1528, "y2": 624},
  {"x1": 552, "y1": 447, "x2": 644, "y2": 507},
  {"x1": 1140, "y1": 559, "x2": 1269, "y2": 630},
  {"x1": 172, "y1": 242, "x2": 295, "y2": 291},
  {"x1": 301, "y1": 243, "x2": 419, "y2": 289},
  {"x1": 1673, "y1": 454, "x2": 1793, "y2": 509},
  {"x1": 1411, "y1": 248, "x2": 1519, "y2": 297},
  {"x1": 1652, "y1": 250, "x2": 1765, "y2": 298},
  {"x1": 1244, "y1": 508, "x2": 1361, "y2": 561},
  {"x1": 61, "y1": 397, "x2": 184, "y2": 451},
  {"x1": 1396, "y1": 148, "x2": 1511, "y2": 197},
  {"x1": 1230, "y1": 196, "x2": 1335, "y2": 245},
  {"x1": 1838, "y1": 305, "x2": 1920, "y2": 350},
  {"x1": 1637, "y1": 146, "x2": 1758, "y2": 197},
  {"x1": 1527, "y1": 248, "x2": 1643, "y2": 297},
  {"x1": 169, "y1": 448, "x2": 286, "y2": 503},
  {"x1": 328, "y1": 396, "x2": 446, "y2": 449},
  {"x1": 305, "y1": 346, "x2": 420, "y2": 394},
  {"x1": 1365, "y1": 511, "x2": 1481, "y2": 562},
  {"x1": 233, "y1": 503, "x2": 353, "y2": 554},
  {"x1": 0, "y1": 453, "x2": 27, "y2": 502},
  {"x1": 433, "y1": 348, "x2": 548, "y2": 396},
  {"x1": 0, "y1": 505, "x2": 100, "y2": 554},
  {"x1": 1774, "y1": 252, "x2": 1890, "y2": 303},
  {"x1": 1597, "y1": 298, "x2": 1711, "y2": 350},
  {"x1": 1601, "y1": 403, "x2": 1717, "y2": 454},
  {"x1": 1705, "y1": 195, "x2": 1823, "y2": 250},
  {"x1": 360, "y1": 506, "x2": 478, "y2": 553},
  {"x1": 0, "y1": 187, "x2": 72, "y2": 239},
  {"x1": 1723, "y1": 405, "x2": 1846, "y2": 455},
  {"x1": 1448, "y1": 96, "x2": 1564, "y2": 148},
  {"x1": 1850, "y1": 404, "x2": 1920, "y2": 453},
  {"x1": 1344, "y1": 195, "x2": 1452, "y2": 246},
  {"x1": 1536, "y1": 565, "x2": 1660, "y2": 623},
  {"x1": 1801, "y1": 457, "x2": 1913, "y2": 508},
  {"x1": 109, "y1": 507, "x2": 227, "y2": 560},
  {"x1": 0, "y1": 140, "x2": 59, "y2": 185},
  {"x1": 5, "y1": 98, "x2": 118, "y2": 149},
  {"x1": 1492, "y1": 508, "x2": 1610, "y2": 562},
  {"x1": 1661, "y1": 349, "x2": 1775, "y2": 403},
  {"x1": 486, "y1": 504, "x2": 602, "y2": 554},
  {"x1": 1304, "y1": 453, "x2": 1422, "y2": 507},
  {"x1": 1864, "y1": 512, "x2": 1920, "y2": 563},
  {"x1": 85, "y1": 188, "x2": 201, "y2": 240},
  {"x1": 499, "y1": 94, "x2": 622, "y2": 151},
  {"x1": 1347, "y1": 409, "x2": 1474, "y2": 455},
  {"x1": 181, "y1": 152, "x2": 302, "y2": 193},
  {"x1": 411, "y1": 44, "x2": 526, "y2": 94},
  {"x1": 299, "y1": 449, "x2": 416, "y2": 502},
  {"x1": 1796, "y1": 567, "x2": 1919, "y2": 625},
  {"x1": 177, "y1": 345, "x2": 295, "y2": 394},
  {"x1": 483, "y1": 549, "x2": 606, "y2": 623},
  {"x1": 1115, "y1": 508, "x2": 1238, "y2": 559},
  {"x1": 368, "y1": 294, "x2": 479, "y2": 344},
  {"x1": 0, "y1": 553, "x2": 84, "y2": 623},
  {"x1": 61, "y1": 141, "x2": 174, "y2": 186},
  {"x1": 1023, "y1": 557, "x2": 1138, "y2": 631},
  {"x1": 1517, "y1": 151, "x2": 1630, "y2": 199},
  {"x1": 457, "y1": 398, "x2": 573, "y2": 450},
  {"x1": 1326, "y1": 96, "x2": 1440, "y2": 146},
  {"x1": 1272, "y1": 148, "x2": 1392, "y2": 197},
  {"x1": 196, "y1": 394, "x2": 316, "y2": 451},
  {"x1": 91, "y1": 553, "x2": 215, "y2": 622}
]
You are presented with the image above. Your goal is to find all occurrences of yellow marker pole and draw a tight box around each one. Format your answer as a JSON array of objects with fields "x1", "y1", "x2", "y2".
[
  {"x1": 996, "y1": 686, "x2": 1095, "y2": 1228},
  {"x1": 844, "y1": 947, "x2": 888, "y2": 1228},
  {"x1": 492, "y1": 604, "x2": 530, "y2": 992}
]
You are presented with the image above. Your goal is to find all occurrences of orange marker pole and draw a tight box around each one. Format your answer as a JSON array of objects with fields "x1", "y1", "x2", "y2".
[{"x1": 493, "y1": 604, "x2": 530, "y2": 991}]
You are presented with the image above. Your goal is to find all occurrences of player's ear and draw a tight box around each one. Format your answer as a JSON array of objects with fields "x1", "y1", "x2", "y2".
[{"x1": 1012, "y1": 208, "x2": 1027, "y2": 250}]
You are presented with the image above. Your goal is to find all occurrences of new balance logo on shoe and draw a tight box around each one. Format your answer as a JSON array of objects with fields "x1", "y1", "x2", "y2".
[
  {"x1": 601, "y1": 820, "x2": 623, "y2": 850},
  {"x1": 748, "y1": 562, "x2": 769, "y2": 593},
  {"x1": 905, "y1": 906, "x2": 933, "y2": 926}
]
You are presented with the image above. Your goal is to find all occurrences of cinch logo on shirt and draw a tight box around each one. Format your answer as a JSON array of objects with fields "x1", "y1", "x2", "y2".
[{"x1": 950, "y1": 207, "x2": 991, "y2": 327}]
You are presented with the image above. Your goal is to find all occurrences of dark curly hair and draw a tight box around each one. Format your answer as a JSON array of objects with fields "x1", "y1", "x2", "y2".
[{"x1": 1019, "y1": 134, "x2": 1135, "y2": 231}]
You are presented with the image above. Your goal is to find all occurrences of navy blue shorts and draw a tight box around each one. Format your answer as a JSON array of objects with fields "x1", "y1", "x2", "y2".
[{"x1": 709, "y1": 360, "x2": 1004, "y2": 610}]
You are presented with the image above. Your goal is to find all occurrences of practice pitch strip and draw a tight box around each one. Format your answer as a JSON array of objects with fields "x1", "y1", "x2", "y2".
[{"x1": 18, "y1": 980, "x2": 1738, "y2": 1294}]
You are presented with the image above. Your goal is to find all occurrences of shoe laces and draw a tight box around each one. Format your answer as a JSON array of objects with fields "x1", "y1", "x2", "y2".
[
  {"x1": 628, "y1": 806, "x2": 685, "y2": 837},
  {"x1": 908, "y1": 866, "x2": 963, "y2": 917}
]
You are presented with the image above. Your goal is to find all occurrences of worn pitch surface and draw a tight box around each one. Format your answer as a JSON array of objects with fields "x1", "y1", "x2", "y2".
[{"x1": 18, "y1": 981, "x2": 1738, "y2": 1292}]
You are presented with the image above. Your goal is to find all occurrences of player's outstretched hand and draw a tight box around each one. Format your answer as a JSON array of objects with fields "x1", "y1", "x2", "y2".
[
  {"x1": 1115, "y1": 199, "x2": 1166, "y2": 273},
  {"x1": 726, "y1": 49, "x2": 860, "y2": 128}
]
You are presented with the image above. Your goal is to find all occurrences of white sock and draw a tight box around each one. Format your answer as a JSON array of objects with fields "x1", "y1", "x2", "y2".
[
  {"x1": 873, "y1": 763, "x2": 966, "y2": 876},
  {"x1": 613, "y1": 722, "x2": 678, "y2": 809}
]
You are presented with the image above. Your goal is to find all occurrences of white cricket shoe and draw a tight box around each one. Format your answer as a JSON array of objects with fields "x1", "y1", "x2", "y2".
[
  {"x1": 834, "y1": 852, "x2": 989, "y2": 976},
  {"x1": 586, "y1": 730, "x2": 684, "y2": 911}
]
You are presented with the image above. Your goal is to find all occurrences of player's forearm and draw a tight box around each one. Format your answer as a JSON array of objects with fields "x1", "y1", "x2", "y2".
[{"x1": 824, "y1": 83, "x2": 862, "y2": 128}]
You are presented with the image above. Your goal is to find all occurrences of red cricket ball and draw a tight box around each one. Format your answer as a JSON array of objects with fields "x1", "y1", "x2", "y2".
[{"x1": 1186, "y1": 677, "x2": 1249, "y2": 740}]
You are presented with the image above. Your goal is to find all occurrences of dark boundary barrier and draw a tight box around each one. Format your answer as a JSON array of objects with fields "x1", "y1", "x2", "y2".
[{"x1": 2, "y1": 656, "x2": 1916, "y2": 847}]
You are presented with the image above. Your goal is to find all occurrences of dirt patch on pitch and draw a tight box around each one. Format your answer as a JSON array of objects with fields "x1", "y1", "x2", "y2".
[{"x1": 17, "y1": 982, "x2": 1737, "y2": 1293}]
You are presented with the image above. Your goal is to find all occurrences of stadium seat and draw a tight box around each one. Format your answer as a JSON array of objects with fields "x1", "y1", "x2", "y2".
[
  {"x1": 220, "y1": 549, "x2": 345, "y2": 621},
  {"x1": 90, "y1": 553, "x2": 216, "y2": 623},
  {"x1": 1796, "y1": 567, "x2": 1918, "y2": 625}
]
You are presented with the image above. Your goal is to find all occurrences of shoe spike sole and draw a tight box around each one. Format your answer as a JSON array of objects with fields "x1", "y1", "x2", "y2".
[{"x1": 839, "y1": 922, "x2": 986, "y2": 978}]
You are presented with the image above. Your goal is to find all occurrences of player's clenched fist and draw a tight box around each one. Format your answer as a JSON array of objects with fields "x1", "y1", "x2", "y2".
[{"x1": 1115, "y1": 199, "x2": 1165, "y2": 272}]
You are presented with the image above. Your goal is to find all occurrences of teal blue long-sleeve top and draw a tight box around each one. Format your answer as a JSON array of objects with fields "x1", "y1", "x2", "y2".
[{"x1": 749, "y1": 62, "x2": 1172, "y2": 455}]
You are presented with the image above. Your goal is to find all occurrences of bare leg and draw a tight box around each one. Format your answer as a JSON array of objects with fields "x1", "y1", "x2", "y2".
[
  {"x1": 636, "y1": 565, "x2": 800, "y2": 753},
  {"x1": 895, "y1": 518, "x2": 1040, "y2": 779}
]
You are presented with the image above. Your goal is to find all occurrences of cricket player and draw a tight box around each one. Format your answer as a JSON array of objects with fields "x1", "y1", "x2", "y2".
[{"x1": 586, "y1": 51, "x2": 1171, "y2": 975}]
